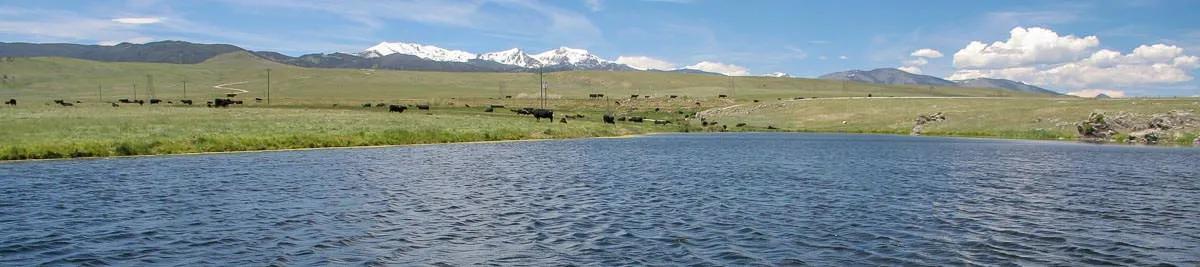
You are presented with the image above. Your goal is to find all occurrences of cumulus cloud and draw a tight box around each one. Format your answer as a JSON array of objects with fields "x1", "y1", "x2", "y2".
[
  {"x1": 615, "y1": 56, "x2": 676, "y2": 70},
  {"x1": 112, "y1": 17, "x2": 164, "y2": 25},
  {"x1": 1067, "y1": 89, "x2": 1126, "y2": 98},
  {"x1": 897, "y1": 66, "x2": 923, "y2": 74},
  {"x1": 947, "y1": 27, "x2": 1200, "y2": 94},
  {"x1": 910, "y1": 48, "x2": 943, "y2": 58},
  {"x1": 953, "y1": 27, "x2": 1099, "y2": 69},
  {"x1": 685, "y1": 61, "x2": 750, "y2": 76}
]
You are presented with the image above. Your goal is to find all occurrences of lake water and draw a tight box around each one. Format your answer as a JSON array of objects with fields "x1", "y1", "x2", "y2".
[{"x1": 1, "y1": 133, "x2": 1198, "y2": 266}]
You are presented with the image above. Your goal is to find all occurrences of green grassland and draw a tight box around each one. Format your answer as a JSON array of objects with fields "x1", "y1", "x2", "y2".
[
  {"x1": 2, "y1": 51, "x2": 1191, "y2": 160},
  {"x1": 700, "y1": 97, "x2": 1200, "y2": 144}
]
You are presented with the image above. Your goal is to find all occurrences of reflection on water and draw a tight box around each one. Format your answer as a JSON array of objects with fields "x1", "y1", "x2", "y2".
[{"x1": 1, "y1": 133, "x2": 1198, "y2": 265}]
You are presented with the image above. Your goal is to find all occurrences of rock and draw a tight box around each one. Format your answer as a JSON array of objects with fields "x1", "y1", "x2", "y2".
[
  {"x1": 1127, "y1": 128, "x2": 1163, "y2": 144},
  {"x1": 1077, "y1": 112, "x2": 1117, "y2": 140},
  {"x1": 911, "y1": 112, "x2": 946, "y2": 136},
  {"x1": 1194, "y1": 136, "x2": 1200, "y2": 145}
]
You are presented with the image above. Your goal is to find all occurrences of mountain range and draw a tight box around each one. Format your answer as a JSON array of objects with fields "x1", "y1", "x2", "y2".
[
  {"x1": 819, "y1": 68, "x2": 1059, "y2": 95},
  {"x1": 0, "y1": 40, "x2": 1059, "y2": 95}
]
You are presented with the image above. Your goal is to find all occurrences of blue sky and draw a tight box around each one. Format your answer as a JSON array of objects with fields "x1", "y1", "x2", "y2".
[{"x1": 1, "y1": 0, "x2": 1198, "y2": 96}]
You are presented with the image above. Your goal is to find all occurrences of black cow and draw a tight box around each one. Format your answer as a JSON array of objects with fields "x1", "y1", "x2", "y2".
[
  {"x1": 532, "y1": 109, "x2": 553, "y2": 121},
  {"x1": 718, "y1": 94, "x2": 728, "y2": 98},
  {"x1": 505, "y1": 95, "x2": 513, "y2": 99},
  {"x1": 669, "y1": 95, "x2": 678, "y2": 98},
  {"x1": 118, "y1": 99, "x2": 132, "y2": 103},
  {"x1": 225, "y1": 93, "x2": 238, "y2": 98},
  {"x1": 363, "y1": 103, "x2": 372, "y2": 108},
  {"x1": 490, "y1": 105, "x2": 505, "y2": 108},
  {"x1": 654, "y1": 108, "x2": 660, "y2": 112},
  {"x1": 630, "y1": 94, "x2": 639, "y2": 98},
  {"x1": 59, "y1": 102, "x2": 74, "y2": 107},
  {"x1": 654, "y1": 120, "x2": 671, "y2": 125},
  {"x1": 180, "y1": 100, "x2": 193, "y2": 105},
  {"x1": 484, "y1": 107, "x2": 494, "y2": 112},
  {"x1": 53, "y1": 100, "x2": 65, "y2": 105},
  {"x1": 136, "y1": 100, "x2": 145, "y2": 105},
  {"x1": 416, "y1": 104, "x2": 430, "y2": 110},
  {"x1": 736, "y1": 123, "x2": 747, "y2": 127},
  {"x1": 111, "y1": 103, "x2": 119, "y2": 107},
  {"x1": 618, "y1": 116, "x2": 627, "y2": 121},
  {"x1": 867, "y1": 94, "x2": 872, "y2": 98},
  {"x1": 389, "y1": 105, "x2": 407, "y2": 113},
  {"x1": 628, "y1": 116, "x2": 644, "y2": 122},
  {"x1": 753, "y1": 99, "x2": 759, "y2": 102},
  {"x1": 212, "y1": 98, "x2": 234, "y2": 108},
  {"x1": 603, "y1": 114, "x2": 615, "y2": 124},
  {"x1": 4, "y1": 99, "x2": 14, "y2": 106},
  {"x1": 149, "y1": 99, "x2": 162, "y2": 104},
  {"x1": 255, "y1": 98, "x2": 263, "y2": 102},
  {"x1": 767, "y1": 125, "x2": 778, "y2": 130},
  {"x1": 376, "y1": 103, "x2": 387, "y2": 107}
]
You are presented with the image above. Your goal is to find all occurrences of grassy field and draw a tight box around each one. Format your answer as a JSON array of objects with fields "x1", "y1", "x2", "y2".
[
  {"x1": 699, "y1": 97, "x2": 1200, "y2": 144},
  {"x1": 0, "y1": 51, "x2": 1049, "y2": 105},
  {"x1": 3, "y1": 52, "x2": 1193, "y2": 160},
  {"x1": 0, "y1": 103, "x2": 682, "y2": 160}
]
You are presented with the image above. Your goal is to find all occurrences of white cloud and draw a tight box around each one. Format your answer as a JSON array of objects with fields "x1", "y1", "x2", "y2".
[
  {"x1": 1067, "y1": 89, "x2": 1126, "y2": 98},
  {"x1": 910, "y1": 48, "x2": 943, "y2": 58},
  {"x1": 685, "y1": 61, "x2": 750, "y2": 76},
  {"x1": 948, "y1": 43, "x2": 1199, "y2": 89},
  {"x1": 112, "y1": 17, "x2": 163, "y2": 25},
  {"x1": 947, "y1": 27, "x2": 1200, "y2": 94},
  {"x1": 953, "y1": 27, "x2": 1099, "y2": 69},
  {"x1": 897, "y1": 66, "x2": 923, "y2": 74},
  {"x1": 615, "y1": 56, "x2": 676, "y2": 70},
  {"x1": 838, "y1": 55, "x2": 848, "y2": 60}
]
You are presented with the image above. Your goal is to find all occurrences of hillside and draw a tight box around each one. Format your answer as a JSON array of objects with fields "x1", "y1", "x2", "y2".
[
  {"x1": 0, "y1": 41, "x2": 244, "y2": 64},
  {"x1": 820, "y1": 68, "x2": 1059, "y2": 95},
  {"x1": 0, "y1": 52, "x2": 1049, "y2": 103}
]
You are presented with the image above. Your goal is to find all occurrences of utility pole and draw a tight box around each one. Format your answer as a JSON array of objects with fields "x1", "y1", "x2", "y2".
[
  {"x1": 183, "y1": 80, "x2": 187, "y2": 99},
  {"x1": 266, "y1": 69, "x2": 271, "y2": 105},
  {"x1": 133, "y1": 83, "x2": 137, "y2": 100},
  {"x1": 146, "y1": 74, "x2": 155, "y2": 99},
  {"x1": 98, "y1": 83, "x2": 102, "y2": 103},
  {"x1": 538, "y1": 65, "x2": 545, "y2": 109}
]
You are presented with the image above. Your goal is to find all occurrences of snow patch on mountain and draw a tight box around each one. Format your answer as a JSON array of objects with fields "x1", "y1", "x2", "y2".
[
  {"x1": 477, "y1": 48, "x2": 539, "y2": 68},
  {"x1": 533, "y1": 47, "x2": 608, "y2": 67},
  {"x1": 360, "y1": 41, "x2": 476, "y2": 62}
]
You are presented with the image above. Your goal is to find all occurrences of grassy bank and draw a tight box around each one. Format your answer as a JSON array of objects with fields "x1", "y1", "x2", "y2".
[
  {"x1": 0, "y1": 104, "x2": 675, "y2": 160},
  {"x1": 699, "y1": 97, "x2": 1200, "y2": 145}
]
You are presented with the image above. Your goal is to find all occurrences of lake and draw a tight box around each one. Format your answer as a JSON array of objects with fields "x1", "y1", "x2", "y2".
[{"x1": 1, "y1": 133, "x2": 1198, "y2": 265}]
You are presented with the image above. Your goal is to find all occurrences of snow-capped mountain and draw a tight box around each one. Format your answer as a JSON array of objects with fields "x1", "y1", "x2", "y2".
[
  {"x1": 477, "y1": 48, "x2": 540, "y2": 68},
  {"x1": 532, "y1": 47, "x2": 608, "y2": 67},
  {"x1": 359, "y1": 41, "x2": 476, "y2": 62},
  {"x1": 764, "y1": 72, "x2": 791, "y2": 78}
]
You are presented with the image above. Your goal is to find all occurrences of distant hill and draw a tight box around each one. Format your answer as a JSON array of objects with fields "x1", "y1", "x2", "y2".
[
  {"x1": 819, "y1": 68, "x2": 957, "y2": 86},
  {"x1": 953, "y1": 78, "x2": 1060, "y2": 95},
  {"x1": 0, "y1": 41, "x2": 244, "y2": 64},
  {"x1": 819, "y1": 68, "x2": 1058, "y2": 95}
]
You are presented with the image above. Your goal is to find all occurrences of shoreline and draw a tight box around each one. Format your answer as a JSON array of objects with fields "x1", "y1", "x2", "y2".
[{"x1": 3, "y1": 130, "x2": 1192, "y2": 164}]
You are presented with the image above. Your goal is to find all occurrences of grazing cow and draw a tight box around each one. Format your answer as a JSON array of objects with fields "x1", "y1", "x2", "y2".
[
  {"x1": 226, "y1": 93, "x2": 237, "y2": 98},
  {"x1": 75, "y1": 101, "x2": 82, "y2": 103},
  {"x1": 59, "y1": 102, "x2": 74, "y2": 107},
  {"x1": 654, "y1": 108, "x2": 660, "y2": 112},
  {"x1": 669, "y1": 95, "x2": 678, "y2": 98},
  {"x1": 416, "y1": 104, "x2": 430, "y2": 110},
  {"x1": 376, "y1": 103, "x2": 386, "y2": 107},
  {"x1": 233, "y1": 100, "x2": 244, "y2": 105},
  {"x1": 631, "y1": 94, "x2": 639, "y2": 98},
  {"x1": 644, "y1": 95, "x2": 650, "y2": 98},
  {"x1": 111, "y1": 103, "x2": 119, "y2": 107},
  {"x1": 767, "y1": 125, "x2": 778, "y2": 129},
  {"x1": 167, "y1": 101, "x2": 173, "y2": 104},
  {"x1": 211, "y1": 98, "x2": 233, "y2": 108},
  {"x1": 505, "y1": 95, "x2": 513, "y2": 99},
  {"x1": 388, "y1": 105, "x2": 407, "y2": 113},
  {"x1": 654, "y1": 120, "x2": 671, "y2": 125},
  {"x1": 255, "y1": 98, "x2": 263, "y2": 102},
  {"x1": 484, "y1": 107, "x2": 494, "y2": 112},
  {"x1": 464, "y1": 104, "x2": 470, "y2": 108},
  {"x1": 362, "y1": 103, "x2": 372, "y2": 108},
  {"x1": 628, "y1": 116, "x2": 644, "y2": 122},
  {"x1": 867, "y1": 94, "x2": 872, "y2": 98},
  {"x1": 118, "y1": 99, "x2": 132, "y2": 103},
  {"x1": 181, "y1": 100, "x2": 193, "y2": 105},
  {"x1": 206, "y1": 101, "x2": 214, "y2": 107},
  {"x1": 603, "y1": 114, "x2": 615, "y2": 124},
  {"x1": 736, "y1": 123, "x2": 747, "y2": 127},
  {"x1": 794, "y1": 97, "x2": 805, "y2": 100},
  {"x1": 618, "y1": 117, "x2": 627, "y2": 121},
  {"x1": 136, "y1": 100, "x2": 145, "y2": 105},
  {"x1": 53, "y1": 100, "x2": 64, "y2": 104},
  {"x1": 532, "y1": 109, "x2": 553, "y2": 121},
  {"x1": 753, "y1": 100, "x2": 759, "y2": 103},
  {"x1": 149, "y1": 99, "x2": 162, "y2": 104},
  {"x1": 490, "y1": 105, "x2": 505, "y2": 108},
  {"x1": 4, "y1": 99, "x2": 14, "y2": 106},
  {"x1": 695, "y1": 102, "x2": 702, "y2": 106},
  {"x1": 718, "y1": 94, "x2": 728, "y2": 98}
]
